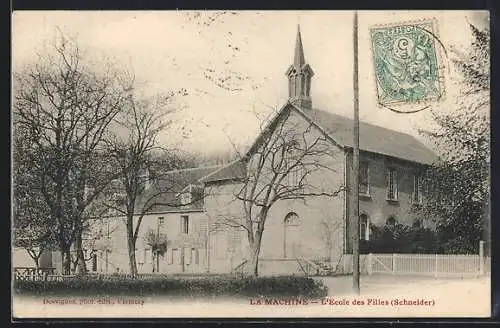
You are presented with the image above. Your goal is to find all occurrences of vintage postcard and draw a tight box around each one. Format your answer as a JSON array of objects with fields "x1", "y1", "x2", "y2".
[{"x1": 11, "y1": 10, "x2": 491, "y2": 319}]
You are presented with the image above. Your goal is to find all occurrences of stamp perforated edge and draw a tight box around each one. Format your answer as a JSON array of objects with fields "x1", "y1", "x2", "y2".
[{"x1": 368, "y1": 17, "x2": 448, "y2": 110}]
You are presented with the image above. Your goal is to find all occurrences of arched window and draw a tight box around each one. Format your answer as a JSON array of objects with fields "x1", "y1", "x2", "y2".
[
  {"x1": 295, "y1": 75, "x2": 302, "y2": 96},
  {"x1": 284, "y1": 212, "x2": 300, "y2": 225},
  {"x1": 300, "y1": 74, "x2": 305, "y2": 96},
  {"x1": 289, "y1": 73, "x2": 296, "y2": 97},
  {"x1": 283, "y1": 212, "x2": 301, "y2": 258},
  {"x1": 360, "y1": 214, "x2": 369, "y2": 241}
]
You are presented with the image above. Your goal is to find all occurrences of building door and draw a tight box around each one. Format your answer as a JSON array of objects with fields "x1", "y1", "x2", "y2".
[{"x1": 283, "y1": 212, "x2": 301, "y2": 258}]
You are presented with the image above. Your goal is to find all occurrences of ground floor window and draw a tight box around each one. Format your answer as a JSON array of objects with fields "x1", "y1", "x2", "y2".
[
  {"x1": 360, "y1": 214, "x2": 369, "y2": 241},
  {"x1": 92, "y1": 253, "x2": 98, "y2": 272}
]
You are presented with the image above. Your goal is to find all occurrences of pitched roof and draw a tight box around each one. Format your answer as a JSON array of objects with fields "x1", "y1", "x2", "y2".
[
  {"x1": 136, "y1": 165, "x2": 222, "y2": 213},
  {"x1": 199, "y1": 159, "x2": 247, "y2": 184},
  {"x1": 200, "y1": 104, "x2": 438, "y2": 184},
  {"x1": 304, "y1": 107, "x2": 438, "y2": 165}
]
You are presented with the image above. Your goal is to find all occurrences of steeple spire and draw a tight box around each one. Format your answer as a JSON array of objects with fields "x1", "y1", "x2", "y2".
[
  {"x1": 294, "y1": 25, "x2": 306, "y2": 68},
  {"x1": 286, "y1": 25, "x2": 314, "y2": 110}
]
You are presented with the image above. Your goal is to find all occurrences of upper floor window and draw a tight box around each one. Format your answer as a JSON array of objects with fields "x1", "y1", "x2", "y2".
[
  {"x1": 386, "y1": 167, "x2": 398, "y2": 201},
  {"x1": 284, "y1": 140, "x2": 303, "y2": 187},
  {"x1": 157, "y1": 217, "x2": 164, "y2": 229},
  {"x1": 181, "y1": 215, "x2": 189, "y2": 234},
  {"x1": 412, "y1": 175, "x2": 423, "y2": 204},
  {"x1": 359, "y1": 162, "x2": 370, "y2": 196}
]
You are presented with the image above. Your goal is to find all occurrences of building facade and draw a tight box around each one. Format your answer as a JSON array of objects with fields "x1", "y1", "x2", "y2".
[{"x1": 33, "y1": 26, "x2": 437, "y2": 276}]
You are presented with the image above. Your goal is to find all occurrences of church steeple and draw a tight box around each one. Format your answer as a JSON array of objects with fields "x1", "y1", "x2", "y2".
[
  {"x1": 286, "y1": 25, "x2": 314, "y2": 110},
  {"x1": 293, "y1": 25, "x2": 306, "y2": 68}
]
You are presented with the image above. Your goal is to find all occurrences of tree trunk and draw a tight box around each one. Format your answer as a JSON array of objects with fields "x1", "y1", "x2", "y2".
[
  {"x1": 33, "y1": 256, "x2": 40, "y2": 271},
  {"x1": 74, "y1": 233, "x2": 87, "y2": 275},
  {"x1": 157, "y1": 251, "x2": 160, "y2": 273},
  {"x1": 249, "y1": 238, "x2": 263, "y2": 277},
  {"x1": 127, "y1": 235, "x2": 138, "y2": 276},
  {"x1": 126, "y1": 217, "x2": 138, "y2": 276},
  {"x1": 62, "y1": 248, "x2": 71, "y2": 275},
  {"x1": 26, "y1": 249, "x2": 41, "y2": 271}
]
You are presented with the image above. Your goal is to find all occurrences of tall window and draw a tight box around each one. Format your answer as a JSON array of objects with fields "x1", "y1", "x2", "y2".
[
  {"x1": 283, "y1": 212, "x2": 301, "y2": 258},
  {"x1": 386, "y1": 167, "x2": 398, "y2": 201},
  {"x1": 412, "y1": 175, "x2": 423, "y2": 204},
  {"x1": 157, "y1": 217, "x2": 164, "y2": 228},
  {"x1": 359, "y1": 162, "x2": 370, "y2": 196},
  {"x1": 285, "y1": 141, "x2": 302, "y2": 187},
  {"x1": 181, "y1": 215, "x2": 189, "y2": 234},
  {"x1": 359, "y1": 214, "x2": 369, "y2": 241}
]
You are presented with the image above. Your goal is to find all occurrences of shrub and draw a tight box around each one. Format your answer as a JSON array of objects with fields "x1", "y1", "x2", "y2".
[
  {"x1": 363, "y1": 223, "x2": 438, "y2": 254},
  {"x1": 14, "y1": 275, "x2": 328, "y2": 299}
]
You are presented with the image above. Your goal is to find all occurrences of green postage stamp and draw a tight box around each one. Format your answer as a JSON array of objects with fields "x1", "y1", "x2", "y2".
[{"x1": 370, "y1": 21, "x2": 443, "y2": 106}]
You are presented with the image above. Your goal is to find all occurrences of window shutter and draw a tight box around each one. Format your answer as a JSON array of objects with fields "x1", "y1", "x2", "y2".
[
  {"x1": 192, "y1": 249, "x2": 199, "y2": 265},
  {"x1": 166, "y1": 249, "x2": 172, "y2": 265},
  {"x1": 386, "y1": 169, "x2": 390, "y2": 199},
  {"x1": 177, "y1": 249, "x2": 182, "y2": 265},
  {"x1": 394, "y1": 170, "x2": 398, "y2": 199},
  {"x1": 184, "y1": 247, "x2": 191, "y2": 265}
]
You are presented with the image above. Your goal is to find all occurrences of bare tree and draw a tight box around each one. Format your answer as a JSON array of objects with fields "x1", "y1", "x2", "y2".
[
  {"x1": 217, "y1": 107, "x2": 344, "y2": 276},
  {"x1": 103, "y1": 90, "x2": 194, "y2": 276},
  {"x1": 12, "y1": 31, "x2": 133, "y2": 274}
]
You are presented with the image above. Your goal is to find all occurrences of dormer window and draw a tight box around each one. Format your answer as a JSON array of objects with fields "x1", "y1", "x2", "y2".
[{"x1": 180, "y1": 192, "x2": 192, "y2": 206}]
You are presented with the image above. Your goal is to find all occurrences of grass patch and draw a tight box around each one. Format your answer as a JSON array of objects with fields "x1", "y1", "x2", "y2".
[{"x1": 14, "y1": 275, "x2": 328, "y2": 299}]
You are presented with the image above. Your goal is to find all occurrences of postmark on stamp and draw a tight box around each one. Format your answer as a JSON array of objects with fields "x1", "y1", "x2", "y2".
[{"x1": 370, "y1": 20, "x2": 444, "y2": 108}]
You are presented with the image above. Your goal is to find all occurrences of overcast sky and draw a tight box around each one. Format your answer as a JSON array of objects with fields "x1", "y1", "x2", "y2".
[{"x1": 12, "y1": 10, "x2": 489, "y2": 155}]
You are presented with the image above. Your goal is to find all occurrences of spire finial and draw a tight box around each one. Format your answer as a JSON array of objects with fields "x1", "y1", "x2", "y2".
[{"x1": 294, "y1": 24, "x2": 305, "y2": 68}]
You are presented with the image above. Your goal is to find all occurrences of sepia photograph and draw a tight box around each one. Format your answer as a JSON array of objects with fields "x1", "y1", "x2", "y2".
[{"x1": 11, "y1": 10, "x2": 490, "y2": 319}]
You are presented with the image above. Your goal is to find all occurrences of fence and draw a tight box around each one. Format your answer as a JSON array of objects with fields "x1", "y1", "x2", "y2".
[
  {"x1": 340, "y1": 253, "x2": 490, "y2": 278},
  {"x1": 13, "y1": 267, "x2": 57, "y2": 281},
  {"x1": 13, "y1": 270, "x2": 235, "y2": 282}
]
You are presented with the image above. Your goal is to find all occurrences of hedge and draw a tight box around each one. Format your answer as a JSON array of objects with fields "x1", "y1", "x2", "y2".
[{"x1": 14, "y1": 275, "x2": 328, "y2": 299}]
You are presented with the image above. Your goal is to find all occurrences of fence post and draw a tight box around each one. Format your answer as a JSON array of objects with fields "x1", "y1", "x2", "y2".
[
  {"x1": 434, "y1": 254, "x2": 438, "y2": 278},
  {"x1": 367, "y1": 253, "x2": 373, "y2": 276},
  {"x1": 392, "y1": 253, "x2": 396, "y2": 275},
  {"x1": 479, "y1": 240, "x2": 485, "y2": 276}
]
